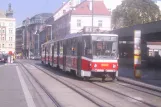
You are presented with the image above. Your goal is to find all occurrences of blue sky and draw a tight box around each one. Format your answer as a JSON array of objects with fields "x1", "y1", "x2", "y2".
[
  {"x1": 0, "y1": 0, "x2": 120, "y2": 26},
  {"x1": 1, "y1": 0, "x2": 159, "y2": 26},
  {"x1": 0, "y1": 0, "x2": 71, "y2": 26}
]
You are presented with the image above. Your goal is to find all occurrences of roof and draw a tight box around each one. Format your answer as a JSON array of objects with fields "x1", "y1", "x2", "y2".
[
  {"x1": 71, "y1": 0, "x2": 111, "y2": 15},
  {"x1": 110, "y1": 20, "x2": 161, "y2": 37},
  {"x1": 30, "y1": 13, "x2": 53, "y2": 20},
  {"x1": 53, "y1": 1, "x2": 70, "y2": 15}
]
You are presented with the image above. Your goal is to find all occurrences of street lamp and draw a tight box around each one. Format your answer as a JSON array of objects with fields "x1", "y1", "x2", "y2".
[
  {"x1": 46, "y1": 24, "x2": 52, "y2": 40},
  {"x1": 34, "y1": 30, "x2": 40, "y2": 56},
  {"x1": 91, "y1": 0, "x2": 94, "y2": 32}
]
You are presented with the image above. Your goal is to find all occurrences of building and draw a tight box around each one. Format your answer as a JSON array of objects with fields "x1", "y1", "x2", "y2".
[
  {"x1": 53, "y1": 0, "x2": 111, "y2": 40},
  {"x1": 0, "y1": 3, "x2": 16, "y2": 54},
  {"x1": 15, "y1": 26, "x2": 23, "y2": 55},
  {"x1": 21, "y1": 13, "x2": 52, "y2": 58},
  {"x1": 44, "y1": 0, "x2": 81, "y2": 41}
]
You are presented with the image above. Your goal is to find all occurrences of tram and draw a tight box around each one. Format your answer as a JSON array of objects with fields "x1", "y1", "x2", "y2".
[{"x1": 41, "y1": 30, "x2": 119, "y2": 81}]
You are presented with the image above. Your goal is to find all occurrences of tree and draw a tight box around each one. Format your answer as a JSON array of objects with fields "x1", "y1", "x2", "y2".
[{"x1": 112, "y1": 0, "x2": 161, "y2": 29}]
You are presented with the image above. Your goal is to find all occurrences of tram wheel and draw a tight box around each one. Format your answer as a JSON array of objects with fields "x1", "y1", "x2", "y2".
[
  {"x1": 111, "y1": 73, "x2": 117, "y2": 82},
  {"x1": 83, "y1": 77, "x2": 90, "y2": 81},
  {"x1": 102, "y1": 77, "x2": 106, "y2": 82}
]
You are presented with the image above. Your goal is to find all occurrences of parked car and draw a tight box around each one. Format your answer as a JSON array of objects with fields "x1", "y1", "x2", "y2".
[{"x1": 0, "y1": 54, "x2": 8, "y2": 63}]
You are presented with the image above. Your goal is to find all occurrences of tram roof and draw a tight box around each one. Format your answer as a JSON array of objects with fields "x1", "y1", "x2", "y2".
[
  {"x1": 42, "y1": 33, "x2": 118, "y2": 45},
  {"x1": 64, "y1": 33, "x2": 118, "y2": 39}
]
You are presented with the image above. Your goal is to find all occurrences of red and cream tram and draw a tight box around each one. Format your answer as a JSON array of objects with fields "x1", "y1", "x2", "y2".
[{"x1": 41, "y1": 32, "x2": 119, "y2": 81}]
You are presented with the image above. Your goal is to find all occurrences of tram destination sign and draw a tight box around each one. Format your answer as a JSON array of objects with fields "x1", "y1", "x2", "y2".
[{"x1": 92, "y1": 36, "x2": 117, "y2": 41}]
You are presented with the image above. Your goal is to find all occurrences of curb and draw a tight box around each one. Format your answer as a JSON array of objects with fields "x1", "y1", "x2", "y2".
[{"x1": 117, "y1": 77, "x2": 161, "y2": 93}]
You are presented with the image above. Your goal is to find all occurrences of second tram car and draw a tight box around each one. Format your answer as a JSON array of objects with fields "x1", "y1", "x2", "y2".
[{"x1": 41, "y1": 32, "x2": 119, "y2": 81}]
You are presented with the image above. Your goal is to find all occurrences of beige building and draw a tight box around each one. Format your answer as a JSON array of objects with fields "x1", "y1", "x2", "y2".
[{"x1": 0, "y1": 4, "x2": 15, "y2": 54}]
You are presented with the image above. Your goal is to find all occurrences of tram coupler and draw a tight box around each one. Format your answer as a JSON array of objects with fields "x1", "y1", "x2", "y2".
[{"x1": 102, "y1": 70, "x2": 107, "y2": 82}]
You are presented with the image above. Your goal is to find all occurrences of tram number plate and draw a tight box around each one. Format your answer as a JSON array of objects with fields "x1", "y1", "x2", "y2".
[{"x1": 101, "y1": 64, "x2": 109, "y2": 67}]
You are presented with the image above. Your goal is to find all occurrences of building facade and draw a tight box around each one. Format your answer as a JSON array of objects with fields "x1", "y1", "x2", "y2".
[
  {"x1": 15, "y1": 27, "x2": 23, "y2": 55},
  {"x1": 0, "y1": 4, "x2": 16, "y2": 54},
  {"x1": 21, "y1": 13, "x2": 52, "y2": 58},
  {"x1": 53, "y1": 0, "x2": 111, "y2": 40}
]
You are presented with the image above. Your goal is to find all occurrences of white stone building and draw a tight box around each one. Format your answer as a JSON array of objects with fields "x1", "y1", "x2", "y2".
[
  {"x1": 0, "y1": 4, "x2": 16, "y2": 54},
  {"x1": 53, "y1": 0, "x2": 111, "y2": 40}
]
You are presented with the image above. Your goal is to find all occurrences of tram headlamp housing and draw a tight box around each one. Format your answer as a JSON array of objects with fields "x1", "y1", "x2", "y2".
[
  {"x1": 94, "y1": 64, "x2": 97, "y2": 68},
  {"x1": 113, "y1": 64, "x2": 116, "y2": 68}
]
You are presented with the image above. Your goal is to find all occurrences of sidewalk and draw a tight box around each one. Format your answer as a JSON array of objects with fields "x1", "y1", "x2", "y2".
[{"x1": 118, "y1": 66, "x2": 161, "y2": 87}]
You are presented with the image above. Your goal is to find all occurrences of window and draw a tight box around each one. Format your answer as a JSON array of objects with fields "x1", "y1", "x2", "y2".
[
  {"x1": 2, "y1": 30, "x2": 5, "y2": 33},
  {"x1": 77, "y1": 19, "x2": 81, "y2": 27},
  {"x1": 11, "y1": 44, "x2": 12, "y2": 47},
  {"x1": 9, "y1": 23, "x2": 13, "y2": 26},
  {"x1": 9, "y1": 29, "x2": 13, "y2": 34},
  {"x1": 84, "y1": 36, "x2": 92, "y2": 58},
  {"x1": 63, "y1": 10, "x2": 66, "y2": 14},
  {"x1": 9, "y1": 37, "x2": 12, "y2": 41},
  {"x1": 98, "y1": 20, "x2": 102, "y2": 27},
  {"x1": 2, "y1": 37, "x2": 4, "y2": 40},
  {"x1": 0, "y1": 44, "x2": 1, "y2": 48},
  {"x1": 2, "y1": 44, "x2": 4, "y2": 48}
]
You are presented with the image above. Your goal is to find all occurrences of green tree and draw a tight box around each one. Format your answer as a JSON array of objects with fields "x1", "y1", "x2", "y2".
[{"x1": 112, "y1": 0, "x2": 161, "y2": 29}]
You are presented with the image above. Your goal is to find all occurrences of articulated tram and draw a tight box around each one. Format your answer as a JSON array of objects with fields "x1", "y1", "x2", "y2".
[{"x1": 41, "y1": 32, "x2": 119, "y2": 81}]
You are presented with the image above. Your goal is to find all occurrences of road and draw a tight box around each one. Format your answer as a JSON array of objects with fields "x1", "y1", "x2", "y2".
[
  {"x1": 0, "y1": 62, "x2": 56, "y2": 107},
  {"x1": 0, "y1": 60, "x2": 161, "y2": 107}
]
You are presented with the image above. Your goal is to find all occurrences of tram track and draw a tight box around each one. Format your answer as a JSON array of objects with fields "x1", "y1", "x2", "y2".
[
  {"x1": 115, "y1": 81, "x2": 161, "y2": 98},
  {"x1": 19, "y1": 62, "x2": 63, "y2": 107},
  {"x1": 91, "y1": 82, "x2": 157, "y2": 107},
  {"x1": 25, "y1": 61, "x2": 159, "y2": 107},
  {"x1": 23, "y1": 62, "x2": 115, "y2": 107}
]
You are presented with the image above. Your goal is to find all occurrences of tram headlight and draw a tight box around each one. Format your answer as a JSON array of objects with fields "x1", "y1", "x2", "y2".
[
  {"x1": 113, "y1": 64, "x2": 116, "y2": 68},
  {"x1": 94, "y1": 64, "x2": 97, "y2": 68}
]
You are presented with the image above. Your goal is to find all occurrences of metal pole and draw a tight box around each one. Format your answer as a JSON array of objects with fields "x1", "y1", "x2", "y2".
[
  {"x1": 38, "y1": 34, "x2": 39, "y2": 56},
  {"x1": 51, "y1": 26, "x2": 52, "y2": 40},
  {"x1": 28, "y1": 29, "x2": 30, "y2": 59},
  {"x1": 92, "y1": 0, "x2": 94, "y2": 32}
]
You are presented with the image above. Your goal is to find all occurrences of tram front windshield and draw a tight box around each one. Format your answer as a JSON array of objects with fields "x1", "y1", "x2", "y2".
[{"x1": 92, "y1": 36, "x2": 118, "y2": 59}]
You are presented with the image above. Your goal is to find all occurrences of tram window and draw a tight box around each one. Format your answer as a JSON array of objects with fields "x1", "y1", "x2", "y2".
[
  {"x1": 71, "y1": 38, "x2": 77, "y2": 56},
  {"x1": 67, "y1": 39, "x2": 72, "y2": 55},
  {"x1": 54, "y1": 43, "x2": 57, "y2": 55},
  {"x1": 84, "y1": 36, "x2": 92, "y2": 56},
  {"x1": 60, "y1": 42, "x2": 63, "y2": 56}
]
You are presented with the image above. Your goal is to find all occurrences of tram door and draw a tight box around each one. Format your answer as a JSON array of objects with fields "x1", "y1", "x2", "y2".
[
  {"x1": 63, "y1": 41, "x2": 67, "y2": 71},
  {"x1": 45, "y1": 47, "x2": 46, "y2": 64},
  {"x1": 77, "y1": 38, "x2": 82, "y2": 76},
  {"x1": 52, "y1": 45, "x2": 54, "y2": 67}
]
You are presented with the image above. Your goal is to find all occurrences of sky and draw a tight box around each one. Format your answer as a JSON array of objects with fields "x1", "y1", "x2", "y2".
[{"x1": 0, "y1": 0, "x2": 123, "y2": 26}]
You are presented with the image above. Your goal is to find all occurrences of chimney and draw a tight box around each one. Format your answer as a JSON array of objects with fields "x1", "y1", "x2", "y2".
[
  {"x1": 62, "y1": 2, "x2": 65, "y2": 5},
  {"x1": 89, "y1": 0, "x2": 93, "y2": 11}
]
